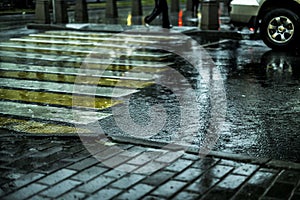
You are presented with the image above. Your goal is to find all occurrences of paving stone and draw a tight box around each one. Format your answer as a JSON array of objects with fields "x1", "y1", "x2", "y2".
[
  {"x1": 247, "y1": 170, "x2": 277, "y2": 186},
  {"x1": 186, "y1": 173, "x2": 220, "y2": 194},
  {"x1": 141, "y1": 195, "x2": 162, "y2": 200},
  {"x1": 206, "y1": 164, "x2": 233, "y2": 178},
  {"x1": 70, "y1": 165, "x2": 109, "y2": 182},
  {"x1": 233, "y1": 185, "x2": 266, "y2": 200},
  {"x1": 165, "y1": 159, "x2": 193, "y2": 172},
  {"x1": 233, "y1": 163, "x2": 259, "y2": 176},
  {"x1": 134, "y1": 161, "x2": 167, "y2": 175},
  {"x1": 1, "y1": 172, "x2": 45, "y2": 192},
  {"x1": 28, "y1": 195, "x2": 52, "y2": 200},
  {"x1": 29, "y1": 146, "x2": 63, "y2": 158},
  {"x1": 191, "y1": 157, "x2": 219, "y2": 170},
  {"x1": 76, "y1": 175, "x2": 115, "y2": 193},
  {"x1": 61, "y1": 150, "x2": 91, "y2": 163},
  {"x1": 172, "y1": 191, "x2": 200, "y2": 200},
  {"x1": 174, "y1": 167, "x2": 204, "y2": 181},
  {"x1": 276, "y1": 170, "x2": 300, "y2": 185},
  {"x1": 127, "y1": 151, "x2": 163, "y2": 166},
  {"x1": 110, "y1": 173, "x2": 146, "y2": 189},
  {"x1": 103, "y1": 169, "x2": 128, "y2": 179},
  {"x1": 217, "y1": 174, "x2": 247, "y2": 190},
  {"x1": 67, "y1": 157, "x2": 99, "y2": 171},
  {"x1": 154, "y1": 151, "x2": 183, "y2": 163},
  {"x1": 102, "y1": 155, "x2": 132, "y2": 168},
  {"x1": 117, "y1": 148, "x2": 143, "y2": 157},
  {"x1": 56, "y1": 190, "x2": 86, "y2": 200},
  {"x1": 232, "y1": 169, "x2": 278, "y2": 199},
  {"x1": 151, "y1": 180, "x2": 186, "y2": 198},
  {"x1": 201, "y1": 188, "x2": 236, "y2": 200},
  {"x1": 114, "y1": 163, "x2": 139, "y2": 173},
  {"x1": 35, "y1": 159, "x2": 73, "y2": 174},
  {"x1": 2, "y1": 183, "x2": 47, "y2": 200},
  {"x1": 142, "y1": 170, "x2": 175, "y2": 186},
  {"x1": 264, "y1": 182, "x2": 295, "y2": 199},
  {"x1": 40, "y1": 179, "x2": 81, "y2": 198},
  {"x1": 85, "y1": 188, "x2": 122, "y2": 200},
  {"x1": 38, "y1": 168, "x2": 77, "y2": 185},
  {"x1": 115, "y1": 183, "x2": 153, "y2": 199},
  {"x1": 93, "y1": 146, "x2": 124, "y2": 161}
]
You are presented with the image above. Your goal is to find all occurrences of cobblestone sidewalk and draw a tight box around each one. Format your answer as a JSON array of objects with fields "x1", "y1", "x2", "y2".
[{"x1": 0, "y1": 134, "x2": 299, "y2": 200}]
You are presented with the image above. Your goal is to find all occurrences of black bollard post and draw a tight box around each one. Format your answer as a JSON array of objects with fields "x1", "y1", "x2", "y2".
[
  {"x1": 54, "y1": 0, "x2": 68, "y2": 23},
  {"x1": 131, "y1": 0, "x2": 142, "y2": 16},
  {"x1": 106, "y1": 0, "x2": 118, "y2": 18},
  {"x1": 171, "y1": 0, "x2": 179, "y2": 13},
  {"x1": 75, "y1": 0, "x2": 89, "y2": 23},
  {"x1": 35, "y1": 0, "x2": 50, "y2": 24},
  {"x1": 201, "y1": 0, "x2": 219, "y2": 30}
]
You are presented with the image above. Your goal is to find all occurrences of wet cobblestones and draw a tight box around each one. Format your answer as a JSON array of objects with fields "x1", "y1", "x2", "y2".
[{"x1": 0, "y1": 136, "x2": 300, "y2": 199}]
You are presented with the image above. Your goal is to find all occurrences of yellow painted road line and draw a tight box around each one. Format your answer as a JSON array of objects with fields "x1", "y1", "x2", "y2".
[
  {"x1": 0, "y1": 88, "x2": 120, "y2": 110},
  {"x1": 0, "y1": 116, "x2": 92, "y2": 135},
  {"x1": 0, "y1": 71, "x2": 154, "y2": 89},
  {"x1": 0, "y1": 100, "x2": 112, "y2": 125}
]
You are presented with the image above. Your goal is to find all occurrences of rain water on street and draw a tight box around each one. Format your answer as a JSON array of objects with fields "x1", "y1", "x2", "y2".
[{"x1": 0, "y1": 27, "x2": 299, "y2": 163}]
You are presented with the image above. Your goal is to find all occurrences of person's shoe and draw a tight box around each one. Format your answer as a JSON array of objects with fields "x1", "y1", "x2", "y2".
[
  {"x1": 144, "y1": 17, "x2": 151, "y2": 27},
  {"x1": 162, "y1": 24, "x2": 173, "y2": 29}
]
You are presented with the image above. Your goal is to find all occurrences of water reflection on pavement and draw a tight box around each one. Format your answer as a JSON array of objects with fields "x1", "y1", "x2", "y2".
[{"x1": 208, "y1": 39, "x2": 300, "y2": 162}]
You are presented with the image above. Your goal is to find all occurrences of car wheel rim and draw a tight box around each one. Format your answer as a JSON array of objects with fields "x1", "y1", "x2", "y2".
[{"x1": 267, "y1": 16, "x2": 294, "y2": 44}]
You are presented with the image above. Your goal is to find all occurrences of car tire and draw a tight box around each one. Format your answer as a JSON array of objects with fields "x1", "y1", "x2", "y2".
[{"x1": 260, "y1": 8, "x2": 300, "y2": 50}]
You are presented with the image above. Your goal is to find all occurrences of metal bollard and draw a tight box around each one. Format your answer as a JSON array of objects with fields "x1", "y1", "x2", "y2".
[
  {"x1": 35, "y1": 0, "x2": 50, "y2": 24},
  {"x1": 201, "y1": 0, "x2": 219, "y2": 30},
  {"x1": 106, "y1": 0, "x2": 118, "y2": 18},
  {"x1": 171, "y1": 0, "x2": 180, "y2": 13},
  {"x1": 54, "y1": 0, "x2": 68, "y2": 23},
  {"x1": 75, "y1": 0, "x2": 89, "y2": 23},
  {"x1": 131, "y1": 0, "x2": 142, "y2": 16}
]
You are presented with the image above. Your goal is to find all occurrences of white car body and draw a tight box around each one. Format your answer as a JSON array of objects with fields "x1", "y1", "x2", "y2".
[{"x1": 230, "y1": 0, "x2": 263, "y2": 24}]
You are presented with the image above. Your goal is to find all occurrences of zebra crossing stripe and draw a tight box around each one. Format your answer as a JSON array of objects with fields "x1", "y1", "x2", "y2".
[
  {"x1": 10, "y1": 38, "x2": 156, "y2": 49},
  {"x1": 0, "y1": 43, "x2": 171, "y2": 60},
  {"x1": 0, "y1": 101, "x2": 111, "y2": 125},
  {"x1": 0, "y1": 70, "x2": 154, "y2": 89},
  {"x1": 0, "y1": 78, "x2": 138, "y2": 98},
  {"x1": 26, "y1": 34, "x2": 157, "y2": 44},
  {"x1": 0, "y1": 62, "x2": 154, "y2": 81},
  {"x1": 0, "y1": 51, "x2": 170, "y2": 73},
  {"x1": 0, "y1": 88, "x2": 120, "y2": 110},
  {"x1": 44, "y1": 31, "x2": 184, "y2": 40}
]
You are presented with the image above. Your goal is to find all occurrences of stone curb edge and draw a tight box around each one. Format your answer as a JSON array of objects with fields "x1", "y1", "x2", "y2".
[{"x1": 108, "y1": 134, "x2": 300, "y2": 171}]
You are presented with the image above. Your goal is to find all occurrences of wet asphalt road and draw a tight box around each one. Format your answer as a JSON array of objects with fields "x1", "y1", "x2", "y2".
[
  {"x1": 207, "y1": 40, "x2": 300, "y2": 162},
  {"x1": 99, "y1": 38, "x2": 300, "y2": 163}
]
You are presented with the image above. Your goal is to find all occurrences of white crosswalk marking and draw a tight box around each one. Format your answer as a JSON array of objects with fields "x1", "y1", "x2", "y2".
[{"x1": 0, "y1": 30, "x2": 176, "y2": 134}]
